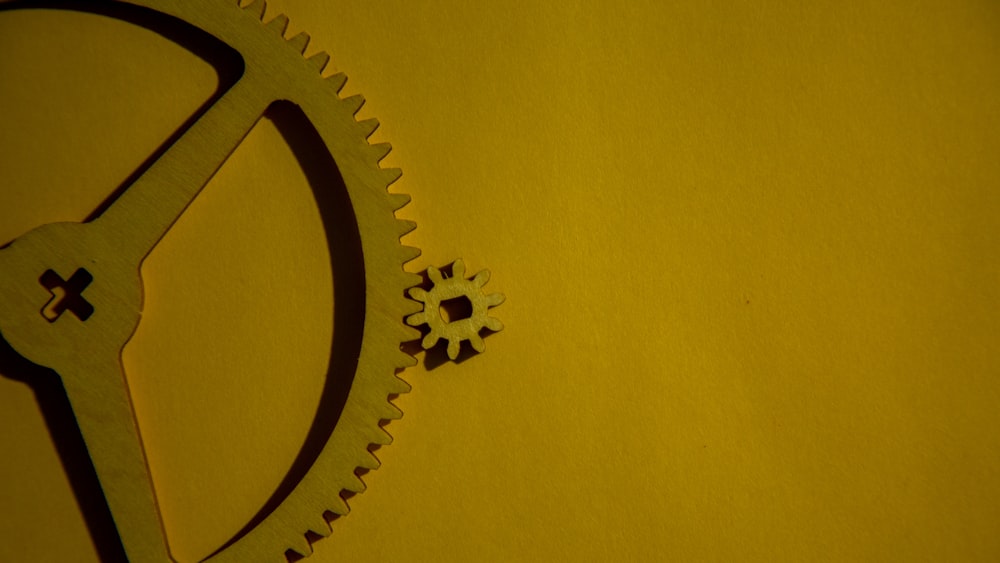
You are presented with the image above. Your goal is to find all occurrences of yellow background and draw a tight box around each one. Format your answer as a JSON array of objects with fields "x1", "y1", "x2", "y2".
[{"x1": 2, "y1": 1, "x2": 999, "y2": 561}]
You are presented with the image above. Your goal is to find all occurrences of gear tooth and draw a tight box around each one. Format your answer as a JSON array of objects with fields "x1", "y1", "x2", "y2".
[
  {"x1": 343, "y1": 93, "x2": 365, "y2": 114},
  {"x1": 328, "y1": 494, "x2": 351, "y2": 516},
  {"x1": 306, "y1": 51, "x2": 330, "y2": 73},
  {"x1": 447, "y1": 339, "x2": 461, "y2": 360},
  {"x1": 357, "y1": 117, "x2": 379, "y2": 138},
  {"x1": 395, "y1": 219, "x2": 417, "y2": 237},
  {"x1": 395, "y1": 350, "x2": 418, "y2": 370},
  {"x1": 308, "y1": 515, "x2": 331, "y2": 538},
  {"x1": 369, "y1": 142, "x2": 392, "y2": 163},
  {"x1": 357, "y1": 451, "x2": 381, "y2": 470},
  {"x1": 383, "y1": 402, "x2": 404, "y2": 420},
  {"x1": 473, "y1": 269, "x2": 491, "y2": 287},
  {"x1": 388, "y1": 192, "x2": 411, "y2": 212},
  {"x1": 285, "y1": 534, "x2": 312, "y2": 558},
  {"x1": 401, "y1": 245, "x2": 421, "y2": 263},
  {"x1": 427, "y1": 266, "x2": 443, "y2": 283},
  {"x1": 470, "y1": 333, "x2": 486, "y2": 353},
  {"x1": 382, "y1": 167, "x2": 403, "y2": 186},
  {"x1": 327, "y1": 72, "x2": 348, "y2": 93},
  {"x1": 402, "y1": 301, "x2": 423, "y2": 319},
  {"x1": 405, "y1": 312, "x2": 426, "y2": 327},
  {"x1": 288, "y1": 31, "x2": 309, "y2": 53},
  {"x1": 402, "y1": 271, "x2": 423, "y2": 287},
  {"x1": 372, "y1": 427, "x2": 394, "y2": 446},
  {"x1": 265, "y1": 13, "x2": 289, "y2": 36},
  {"x1": 390, "y1": 371, "x2": 413, "y2": 392},
  {"x1": 399, "y1": 301, "x2": 424, "y2": 322},
  {"x1": 244, "y1": 0, "x2": 266, "y2": 19},
  {"x1": 345, "y1": 473, "x2": 367, "y2": 493}
]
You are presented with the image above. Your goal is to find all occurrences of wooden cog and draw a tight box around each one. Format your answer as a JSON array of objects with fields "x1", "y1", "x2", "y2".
[{"x1": 0, "y1": 1, "x2": 422, "y2": 560}]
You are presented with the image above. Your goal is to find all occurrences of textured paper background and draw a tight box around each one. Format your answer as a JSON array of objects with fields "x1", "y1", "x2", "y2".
[{"x1": 1, "y1": 1, "x2": 999, "y2": 561}]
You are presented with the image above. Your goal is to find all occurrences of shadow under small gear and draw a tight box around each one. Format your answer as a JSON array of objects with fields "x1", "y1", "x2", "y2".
[{"x1": 407, "y1": 259, "x2": 505, "y2": 360}]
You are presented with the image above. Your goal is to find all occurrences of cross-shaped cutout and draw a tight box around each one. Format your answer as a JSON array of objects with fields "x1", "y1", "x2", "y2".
[{"x1": 40, "y1": 268, "x2": 95, "y2": 322}]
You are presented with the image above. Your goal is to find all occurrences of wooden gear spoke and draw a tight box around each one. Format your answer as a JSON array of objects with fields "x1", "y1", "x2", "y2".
[
  {"x1": 0, "y1": 26, "x2": 277, "y2": 563},
  {"x1": 94, "y1": 72, "x2": 275, "y2": 264},
  {"x1": 60, "y1": 353, "x2": 173, "y2": 562}
]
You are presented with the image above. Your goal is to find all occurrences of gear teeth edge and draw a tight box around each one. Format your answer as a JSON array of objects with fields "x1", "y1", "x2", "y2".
[
  {"x1": 284, "y1": 534, "x2": 313, "y2": 559},
  {"x1": 400, "y1": 271, "x2": 422, "y2": 287},
  {"x1": 243, "y1": 0, "x2": 266, "y2": 19},
  {"x1": 371, "y1": 426, "x2": 394, "y2": 446},
  {"x1": 389, "y1": 372, "x2": 413, "y2": 393},
  {"x1": 381, "y1": 402, "x2": 404, "y2": 420},
  {"x1": 382, "y1": 167, "x2": 403, "y2": 187},
  {"x1": 400, "y1": 301, "x2": 423, "y2": 322},
  {"x1": 301, "y1": 511, "x2": 331, "y2": 538},
  {"x1": 327, "y1": 72, "x2": 348, "y2": 93},
  {"x1": 342, "y1": 93, "x2": 365, "y2": 115},
  {"x1": 369, "y1": 142, "x2": 392, "y2": 163},
  {"x1": 245, "y1": 3, "x2": 333, "y2": 79},
  {"x1": 235, "y1": 6, "x2": 426, "y2": 558},
  {"x1": 403, "y1": 269, "x2": 420, "y2": 289},
  {"x1": 304, "y1": 514, "x2": 331, "y2": 540},
  {"x1": 394, "y1": 348, "x2": 418, "y2": 370},
  {"x1": 328, "y1": 495, "x2": 351, "y2": 516},
  {"x1": 387, "y1": 191, "x2": 410, "y2": 212},
  {"x1": 245, "y1": 3, "x2": 334, "y2": 81},
  {"x1": 400, "y1": 245, "x2": 421, "y2": 263},
  {"x1": 357, "y1": 451, "x2": 381, "y2": 470},
  {"x1": 306, "y1": 51, "x2": 330, "y2": 73},
  {"x1": 345, "y1": 473, "x2": 367, "y2": 493},
  {"x1": 290, "y1": 149, "x2": 418, "y2": 555},
  {"x1": 394, "y1": 218, "x2": 417, "y2": 236},
  {"x1": 357, "y1": 117, "x2": 379, "y2": 138},
  {"x1": 265, "y1": 13, "x2": 290, "y2": 35},
  {"x1": 287, "y1": 31, "x2": 310, "y2": 53}
]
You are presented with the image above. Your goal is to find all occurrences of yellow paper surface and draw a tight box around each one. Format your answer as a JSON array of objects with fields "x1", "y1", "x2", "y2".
[{"x1": 1, "y1": 1, "x2": 999, "y2": 561}]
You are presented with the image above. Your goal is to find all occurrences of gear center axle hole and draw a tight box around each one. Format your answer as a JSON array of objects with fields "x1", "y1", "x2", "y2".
[{"x1": 439, "y1": 296, "x2": 474, "y2": 323}]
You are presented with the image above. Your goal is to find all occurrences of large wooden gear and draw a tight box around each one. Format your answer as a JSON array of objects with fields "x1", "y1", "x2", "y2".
[{"x1": 0, "y1": 0, "x2": 422, "y2": 560}]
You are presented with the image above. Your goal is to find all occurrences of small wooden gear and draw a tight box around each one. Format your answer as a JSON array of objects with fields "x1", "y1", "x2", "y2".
[{"x1": 406, "y1": 259, "x2": 505, "y2": 360}]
